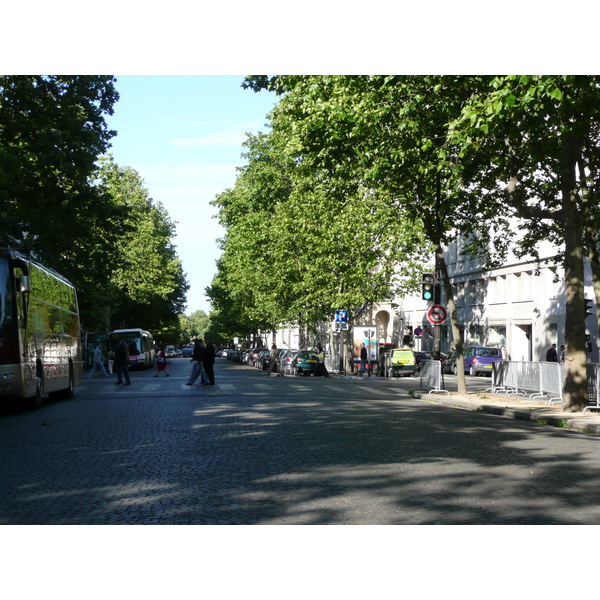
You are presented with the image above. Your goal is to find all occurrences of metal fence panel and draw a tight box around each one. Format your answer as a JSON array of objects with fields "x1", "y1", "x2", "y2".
[
  {"x1": 419, "y1": 360, "x2": 448, "y2": 395},
  {"x1": 516, "y1": 361, "x2": 542, "y2": 397},
  {"x1": 492, "y1": 360, "x2": 600, "y2": 410},
  {"x1": 535, "y1": 361, "x2": 563, "y2": 403},
  {"x1": 324, "y1": 354, "x2": 340, "y2": 373}
]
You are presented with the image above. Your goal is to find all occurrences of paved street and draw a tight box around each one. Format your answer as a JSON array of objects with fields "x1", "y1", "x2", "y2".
[{"x1": 1, "y1": 358, "x2": 600, "y2": 524}]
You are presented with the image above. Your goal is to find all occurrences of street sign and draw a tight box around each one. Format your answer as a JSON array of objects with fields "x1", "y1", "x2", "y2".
[
  {"x1": 335, "y1": 321, "x2": 349, "y2": 331},
  {"x1": 414, "y1": 326, "x2": 423, "y2": 337},
  {"x1": 427, "y1": 305, "x2": 447, "y2": 325},
  {"x1": 335, "y1": 310, "x2": 348, "y2": 322}
]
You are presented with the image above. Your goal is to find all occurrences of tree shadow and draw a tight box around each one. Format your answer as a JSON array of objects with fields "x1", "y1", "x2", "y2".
[{"x1": 1, "y1": 382, "x2": 598, "y2": 525}]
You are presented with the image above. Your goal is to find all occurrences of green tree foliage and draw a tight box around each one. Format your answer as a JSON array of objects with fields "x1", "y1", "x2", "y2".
[
  {"x1": 0, "y1": 75, "x2": 128, "y2": 330},
  {"x1": 0, "y1": 76, "x2": 189, "y2": 336},
  {"x1": 96, "y1": 157, "x2": 189, "y2": 333},
  {"x1": 448, "y1": 75, "x2": 600, "y2": 410},
  {"x1": 247, "y1": 75, "x2": 472, "y2": 389},
  {"x1": 245, "y1": 75, "x2": 600, "y2": 405},
  {"x1": 207, "y1": 127, "x2": 428, "y2": 340},
  {"x1": 179, "y1": 310, "x2": 211, "y2": 342}
]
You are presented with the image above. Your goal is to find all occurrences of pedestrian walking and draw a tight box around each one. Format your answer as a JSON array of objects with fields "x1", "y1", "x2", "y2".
[
  {"x1": 114, "y1": 337, "x2": 131, "y2": 385},
  {"x1": 546, "y1": 343, "x2": 558, "y2": 362},
  {"x1": 106, "y1": 348, "x2": 115, "y2": 374},
  {"x1": 266, "y1": 343, "x2": 284, "y2": 377},
  {"x1": 87, "y1": 342, "x2": 109, "y2": 379},
  {"x1": 154, "y1": 344, "x2": 170, "y2": 377},
  {"x1": 359, "y1": 343, "x2": 368, "y2": 377},
  {"x1": 315, "y1": 343, "x2": 329, "y2": 377},
  {"x1": 185, "y1": 338, "x2": 210, "y2": 386},
  {"x1": 204, "y1": 338, "x2": 216, "y2": 385}
]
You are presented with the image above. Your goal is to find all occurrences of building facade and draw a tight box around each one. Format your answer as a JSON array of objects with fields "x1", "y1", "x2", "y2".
[{"x1": 365, "y1": 239, "x2": 599, "y2": 364}]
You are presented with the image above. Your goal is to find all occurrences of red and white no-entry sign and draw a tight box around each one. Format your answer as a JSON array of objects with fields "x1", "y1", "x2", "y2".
[{"x1": 427, "y1": 305, "x2": 447, "y2": 325}]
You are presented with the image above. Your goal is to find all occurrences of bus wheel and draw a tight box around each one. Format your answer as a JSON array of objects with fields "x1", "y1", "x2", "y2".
[
  {"x1": 50, "y1": 364, "x2": 74, "y2": 400},
  {"x1": 64, "y1": 365, "x2": 75, "y2": 399}
]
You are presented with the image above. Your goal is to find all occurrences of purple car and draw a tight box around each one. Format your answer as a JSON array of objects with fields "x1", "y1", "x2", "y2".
[{"x1": 463, "y1": 346, "x2": 503, "y2": 376}]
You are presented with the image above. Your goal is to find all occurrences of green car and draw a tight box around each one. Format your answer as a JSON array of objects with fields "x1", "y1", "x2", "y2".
[{"x1": 293, "y1": 350, "x2": 318, "y2": 376}]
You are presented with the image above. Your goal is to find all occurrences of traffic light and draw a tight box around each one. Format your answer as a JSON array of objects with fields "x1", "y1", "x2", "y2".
[
  {"x1": 421, "y1": 273, "x2": 434, "y2": 301},
  {"x1": 585, "y1": 297, "x2": 594, "y2": 319}
]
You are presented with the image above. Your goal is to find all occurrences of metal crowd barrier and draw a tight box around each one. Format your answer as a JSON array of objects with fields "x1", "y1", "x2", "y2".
[
  {"x1": 583, "y1": 364, "x2": 600, "y2": 413},
  {"x1": 492, "y1": 361, "x2": 600, "y2": 408},
  {"x1": 420, "y1": 360, "x2": 449, "y2": 395},
  {"x1": 324, "y1": 353, "x2": 340, "y2": 373},
  {"x1": 491, "y1": 361, "x2": 562, "y2": 403},
  {"x1": 492, "y1": 361, "x2": 540, "y2": 396}
]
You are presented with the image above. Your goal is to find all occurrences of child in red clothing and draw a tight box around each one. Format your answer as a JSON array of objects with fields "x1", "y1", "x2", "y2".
[{"x1": 154, "y1": 345, "x2": 170, "y2": 377}]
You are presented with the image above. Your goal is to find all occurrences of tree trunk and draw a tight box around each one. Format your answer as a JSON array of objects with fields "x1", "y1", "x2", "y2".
[
  {"x1": 436, "y1": 243, "x2": 467, "y2": 393},
  {"x1": 561, "y1": 137, "x2": 588, "y2": 412}
]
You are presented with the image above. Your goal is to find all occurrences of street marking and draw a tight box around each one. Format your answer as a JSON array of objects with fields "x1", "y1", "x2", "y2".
[
  {"x1": 357, "y1": 385, "x2": 388, "y2": 395},
  {"x1": 255, "y1": 383, "x2": 275, "y2": 391},
  {"x1": 324, "y1": 385, "x2": 342, "y2": 393},
  {"x1": 141, "y1": 384, "x2": 161, "y2": 392}
]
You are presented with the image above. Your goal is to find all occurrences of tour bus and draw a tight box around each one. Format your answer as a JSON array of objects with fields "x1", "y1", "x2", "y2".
[
  {"x1": 109, "y1": 328, "x2": 155, "y2": 369},
  {"x1": 0, "y1": 250, "x2": 83, "y2": 409}
]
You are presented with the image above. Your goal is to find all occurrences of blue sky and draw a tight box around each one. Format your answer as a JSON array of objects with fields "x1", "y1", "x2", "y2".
[{"x1": 104, "y1": 75, "x2": 278, "y2": 315}]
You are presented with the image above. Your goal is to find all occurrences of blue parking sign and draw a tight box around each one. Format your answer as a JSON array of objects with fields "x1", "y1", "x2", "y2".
[{"x1": 335, "y1": 310, "x2": 348, "y2": 323}]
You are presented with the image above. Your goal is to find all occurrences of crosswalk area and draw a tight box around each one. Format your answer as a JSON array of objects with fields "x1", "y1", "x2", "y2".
[{"x1": 76, "y1": 377, "x2": 404, "y2": 398}]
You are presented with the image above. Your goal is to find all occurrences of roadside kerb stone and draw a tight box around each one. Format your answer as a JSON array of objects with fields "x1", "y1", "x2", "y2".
[{"x1": 413, "y1": 390, "x2": 600, "y2": 435}]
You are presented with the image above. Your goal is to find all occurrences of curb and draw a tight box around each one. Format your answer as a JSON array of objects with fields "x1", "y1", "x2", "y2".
[{"x1": 413, "y1": 392, "x2": 600, "y2": 436}]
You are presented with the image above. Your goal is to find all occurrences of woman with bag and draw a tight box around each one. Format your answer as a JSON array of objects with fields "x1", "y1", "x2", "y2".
[{"x1": 154, "y1": 344, "x2": 170, "y2": 377}]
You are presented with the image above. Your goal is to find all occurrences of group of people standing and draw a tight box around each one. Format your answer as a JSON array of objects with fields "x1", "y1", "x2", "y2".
[
  {"x1": 87, "y1": 338, "x2": 132, "y2": 384},
  {"x1": 546, "y1": 343, "x2": 566, "y2": 362},
  {"x1": 87, "y1": 337, "x2": 216, "y2": 386},
  {"x1": 185, "y1": 337, "x2": 216, "y2": 385}
]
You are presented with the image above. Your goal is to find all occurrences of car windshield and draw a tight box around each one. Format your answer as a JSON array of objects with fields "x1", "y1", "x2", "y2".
[{"x1": 478, "y1": 348, "x2": 500, "y2": 357}]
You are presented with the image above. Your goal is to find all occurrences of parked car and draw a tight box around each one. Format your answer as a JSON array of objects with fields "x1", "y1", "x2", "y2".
[
  {"x1": 256, "y1": 350, "x2": 271, "y2": 370},
  {"x1": 463, "y1": 346, "x2": 503, "y2": 376},
  {"x1": 385, "y1": 348, "x2": 417, "y2": 377},
  {"x1": 293, "y1": 350, "x2": 318, "y2": 376},
  {"x1": 165, "y1": 345, "x2": 176, "y2": 358},
  {"x1": 248, "y1": 348, "x2": 267, "y2": 367},
  {"x1": 443, "y1": 351, "x2": 457, "y2": 374},
  {"x1": 413, "y1": 351, "x2": 432, "y2": 372},
  {"x1": 279, "y1": 349, "x2": 298, "y2": 374}
]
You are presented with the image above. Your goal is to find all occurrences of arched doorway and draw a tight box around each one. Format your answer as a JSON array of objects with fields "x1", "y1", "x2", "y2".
[{"x1": 375, "y1": 310, "x2": 392, "y2": 343}]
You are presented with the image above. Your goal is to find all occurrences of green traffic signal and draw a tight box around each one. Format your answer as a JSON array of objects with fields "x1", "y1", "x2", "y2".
[{"x1": 421, "y1": 273, "x2": 434, "y2": 301}]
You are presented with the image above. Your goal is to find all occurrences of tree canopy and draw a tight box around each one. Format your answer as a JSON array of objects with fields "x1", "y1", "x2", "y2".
[
  {"x1": 0, "y1": 76, "x2": 188, "y2": 335},
  {"x1": 231, "y1": 75, "x2": 600, "y2": 409}
]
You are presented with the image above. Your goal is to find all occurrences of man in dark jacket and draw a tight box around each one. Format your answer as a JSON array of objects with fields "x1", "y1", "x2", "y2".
[
  {"x1": 204, "y1": 339, "x2": 216, "y2": 385},
  {"x1": 115, "y1": 337, "x2": 131, "y2": 385},
  {"x1": 186, "y1": 338, "x2": 210, "y2": 386},
  {"x1": 546, "y1": 343, "x2": 558, "y2": 362}
]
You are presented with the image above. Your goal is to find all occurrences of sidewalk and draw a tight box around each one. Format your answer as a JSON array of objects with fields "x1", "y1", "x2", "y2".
[{"x1": 413, "y1": 389, "x2": 600, "y2": 436}]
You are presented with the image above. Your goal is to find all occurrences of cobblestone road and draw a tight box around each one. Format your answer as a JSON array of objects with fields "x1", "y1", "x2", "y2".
[{"x1": 1, "y1": 359, "x2": 600, "y2": 524}]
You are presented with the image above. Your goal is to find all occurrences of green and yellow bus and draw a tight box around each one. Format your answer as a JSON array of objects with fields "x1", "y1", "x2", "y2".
[{"x1": 0, "y1": 250, "x2": 83, "y2": 409}]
